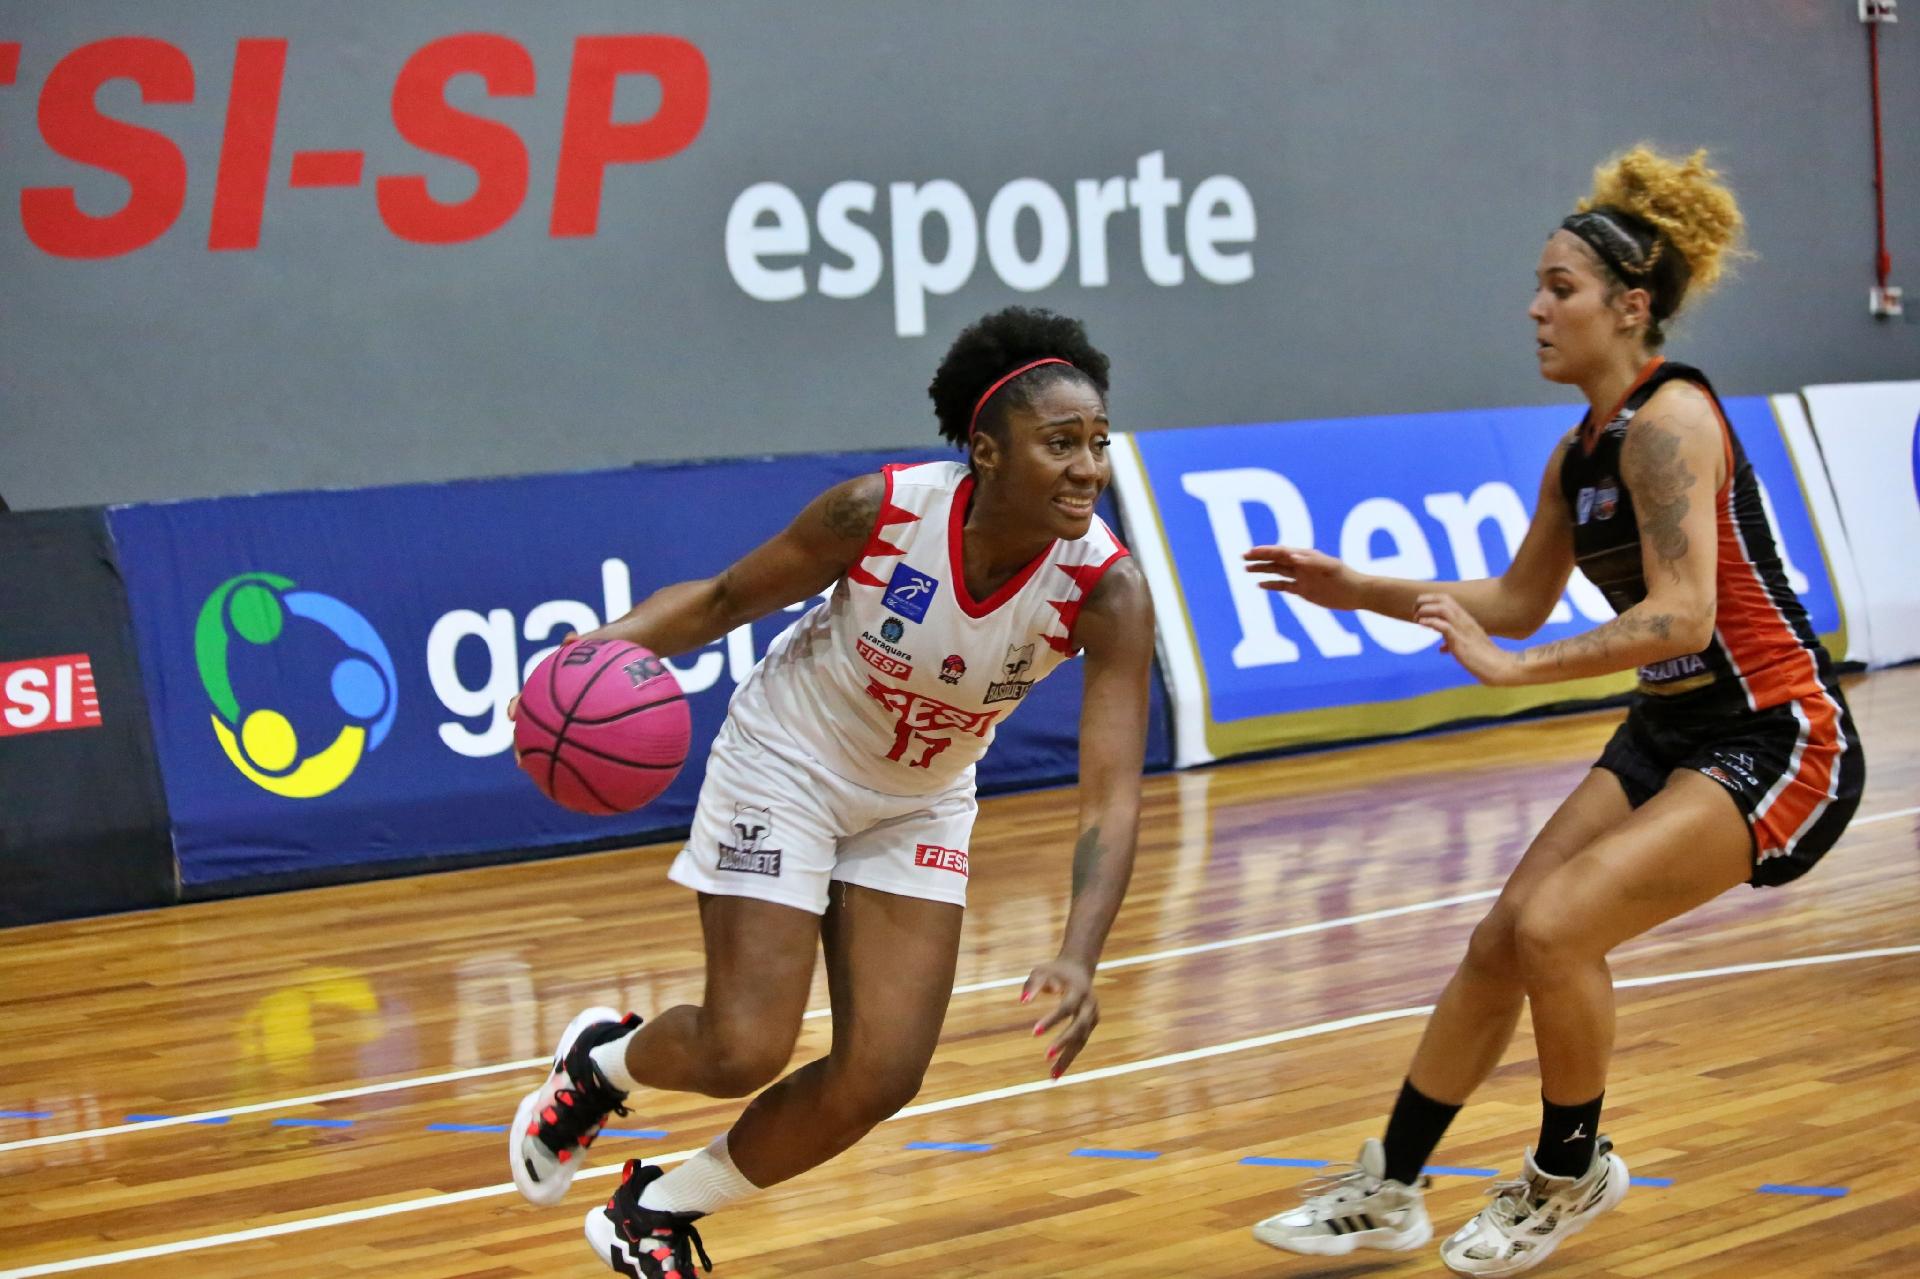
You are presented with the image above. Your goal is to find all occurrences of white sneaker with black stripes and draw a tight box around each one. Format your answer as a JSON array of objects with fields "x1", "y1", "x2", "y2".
[
  {"x1": 1252, "y1": 1137, "x2": 1432, "y2": 1256},
  {"x1": 1439, "y1": 1137, "x2": 1628, "y2": 1275}
]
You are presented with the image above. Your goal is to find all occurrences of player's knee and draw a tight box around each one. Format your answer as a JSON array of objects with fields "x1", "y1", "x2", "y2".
[
  {"x1": 1464, "y1": 904, "x2": 1520, "y2": 974},
  {"x1": 701, "y1": 1033, "x2": 791, "y2": 1098},
  {"x1": 833, "y1": 1056, "x2": 929, "y2": 1128},
  {"x1": 1512, "y1": 904, "x2": 1580, "y2": 985},
  {"x1": 867, "y1": 1061, "x2": 929, "y2": 1120}
]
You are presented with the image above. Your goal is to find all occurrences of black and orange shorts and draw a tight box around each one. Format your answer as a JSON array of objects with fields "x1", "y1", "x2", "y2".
[{"x1": 1594, "y1": 685, "x2": 1865, "y2": 887}]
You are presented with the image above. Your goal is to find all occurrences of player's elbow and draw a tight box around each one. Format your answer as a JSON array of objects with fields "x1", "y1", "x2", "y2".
[
  {"x1": 705, "y1": 569, "x2": 751, "y2": 632},
  {"x1": 1653, "y1": 593, "x2": 1717, "y2": 656},
  {"x1": 1494, "y1": 608, "x2": 1551, "y2": 641},
  {"x1": 1494, "y1": 585, "x2": 1558, "y2": 640},
  {"x1": 1678, "y1": 602, "x2": 1717, "y2": 655}
]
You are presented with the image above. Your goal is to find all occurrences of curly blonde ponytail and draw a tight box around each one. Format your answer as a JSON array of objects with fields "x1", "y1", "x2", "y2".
[{"x1": 1581, "y1": 144, "x2": 1747, "y2": 301}]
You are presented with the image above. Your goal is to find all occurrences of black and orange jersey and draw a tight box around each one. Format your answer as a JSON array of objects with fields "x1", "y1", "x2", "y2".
[{"x1": 1560, "y1": 359, "x2": 1840, "y2": 720}]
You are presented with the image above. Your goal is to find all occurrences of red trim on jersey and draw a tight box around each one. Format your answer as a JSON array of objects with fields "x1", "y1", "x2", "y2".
[
  {"x1": 1580, "y1": 355, "x2": 1665, "y2": 455},
  {"x1": 847, "y1": 464, "x2": 922, "y2": 589},
  {"x1": 1702, "y1": 397, "x2": 1826, "y2": 712},
  {"x1": 946, "y1": 473, "x2": 1058, "y2": 618},
  {"x1": 1042, "y1": 547, "x2": 1132, "y2": 655},
  {"x1": 1751, "y1": 694, "x2": 1845, "y2": 857}
]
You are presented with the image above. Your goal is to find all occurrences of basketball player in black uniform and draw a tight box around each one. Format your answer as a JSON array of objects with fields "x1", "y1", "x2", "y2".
[{"x1": 1245, "y1": 146, "x2": 1864, "y2": 1274}]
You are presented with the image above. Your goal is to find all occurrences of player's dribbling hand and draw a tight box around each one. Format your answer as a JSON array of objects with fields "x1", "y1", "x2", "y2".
[
  {"x1": 1021, "y1": 957, "x2": 1099, "y2": 1080},
  {"x1": 506, "y1": 632, "x2": 578, "y2": 761},
  {"x1": 1242, "y1": 545, "x2": 1365, "y2": 611}
]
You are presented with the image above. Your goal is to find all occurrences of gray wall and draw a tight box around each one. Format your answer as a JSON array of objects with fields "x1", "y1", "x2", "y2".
[{"x1": 3, "y1": 1, "x2": 1915, "y2": 510}]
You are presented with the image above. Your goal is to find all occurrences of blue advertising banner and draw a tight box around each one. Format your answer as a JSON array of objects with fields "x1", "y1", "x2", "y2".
[
  {"x1": 109, "y1": 451, "x2": 1169, "y2": 887},
  {"x1": 1114, "y1": 396, "x2": 1841, "y2": 765}
]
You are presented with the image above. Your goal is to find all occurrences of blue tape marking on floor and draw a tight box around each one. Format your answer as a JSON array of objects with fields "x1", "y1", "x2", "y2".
[
  {"x1": 1241, "y1": 1156, "x2": 1329, "y2": 1168},
  {"x1": 1071, "y1": 1148, "x2": 1160, "y2": 1161},
  {"x1": 1757, "y1": 1183, "x2": 1849, "y2": 1198},
  {"x1": 125, "y1": 1114, "x2": 229, "y2": 1124},
  {"x1": 1630, "y1": 1175, "x2": 1674, "y2": 1188},
  {"x1": 1424, "y1": 1165, "x2": 1499, "y2": 1177},
  {"x1": 272, "y1": 1118, "x2": 354, "y2": 1128},
  {"x1": 602, "y1": 1129, "x2": 669, "y2": 1140},
  {"x1": 1, "y1": 1110, "x2": 53, "y2": 1119},
  {"x1": 426, "y1": 1123, "x2": 508, "y2": 1134},
  {"x1": 906, "y1": 1141, "x2": 994, "y2": 1153}
]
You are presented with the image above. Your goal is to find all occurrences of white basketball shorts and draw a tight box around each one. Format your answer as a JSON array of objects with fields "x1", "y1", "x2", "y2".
[{"x1": 668, "y1": 716, "x2": 977, "y2": 914}]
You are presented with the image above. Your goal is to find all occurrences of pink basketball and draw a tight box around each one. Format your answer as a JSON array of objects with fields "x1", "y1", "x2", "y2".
[{"x1": 514, "y1": 640, "x2": 690, "y2": 816}]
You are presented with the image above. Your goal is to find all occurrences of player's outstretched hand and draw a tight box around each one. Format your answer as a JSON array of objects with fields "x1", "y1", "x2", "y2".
[
  {"x1": 1021, "y1": 957, "x2": 1099, "y2": 1080},
  {"x1": 1242, "y1": 545, "x2": 1365, "y2": 611}
]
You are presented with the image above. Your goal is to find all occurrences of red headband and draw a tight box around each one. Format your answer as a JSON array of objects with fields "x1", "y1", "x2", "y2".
[{"x1": 967, "y1": 358, "x2": 1075, "y2": 438}]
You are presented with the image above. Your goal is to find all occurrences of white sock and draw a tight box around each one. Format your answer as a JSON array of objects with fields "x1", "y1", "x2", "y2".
[
  {"x1": 639, "y1": 1134, "x2": 761, "y2": 1216},
  {"x1": 587, "y1": 1025, "x2": 641, "y2": 1093}
]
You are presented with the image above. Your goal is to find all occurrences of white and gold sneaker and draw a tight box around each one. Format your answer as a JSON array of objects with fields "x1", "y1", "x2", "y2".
[
  {"x1": 1439, "y1": 1137, "x2": 1628, "y2": 1275},
  {"x1": 1253, "y1": 1137, "x2": 1433, "y2": 1256}
]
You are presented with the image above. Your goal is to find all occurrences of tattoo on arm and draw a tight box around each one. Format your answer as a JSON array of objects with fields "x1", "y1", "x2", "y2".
[
  {"x1": 1521, "y1": 609, "x2": 1677, "y2": 673},
  {"x1": 1071, "y1": 825, "x2": 1104, "y2": 899},
  {"x1": 1622, "y1": 418, "x2": 1696, "y2": 585},
  {"x1": 821, "y1": 483, "x2": 880, "y2": 539}
]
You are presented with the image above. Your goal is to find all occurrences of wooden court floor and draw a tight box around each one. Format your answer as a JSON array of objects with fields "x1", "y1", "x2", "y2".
[{"x1": 3, "y1": 666, "x2": 1917, "y2": 1278}]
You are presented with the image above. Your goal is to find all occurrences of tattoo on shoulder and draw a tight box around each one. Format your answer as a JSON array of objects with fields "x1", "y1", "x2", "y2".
[
  {"x1": 1623, "y1": 417, "x2": 1695, "y2": 582},
  {"x1": 821, "y1": 481, "x2": 880, "y2": 540}
]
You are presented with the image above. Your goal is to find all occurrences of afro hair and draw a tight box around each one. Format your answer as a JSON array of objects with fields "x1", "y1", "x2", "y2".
[{"x1": 927, "y1": 306, "x2": 1111, "y2": 448}]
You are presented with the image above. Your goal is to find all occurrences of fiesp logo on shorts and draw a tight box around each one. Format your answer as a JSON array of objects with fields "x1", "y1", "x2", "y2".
[
  {"x1": 914, "y1": 843, "x2": 968, "y2": 877},
  {"x1": 195, "y1": 573, "x2": 397, "y2": 798}
]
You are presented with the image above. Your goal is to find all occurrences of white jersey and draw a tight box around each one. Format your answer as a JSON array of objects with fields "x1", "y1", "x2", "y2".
[{"x1": 726, "y1": 461, "x2": 1130, "y2": 796}]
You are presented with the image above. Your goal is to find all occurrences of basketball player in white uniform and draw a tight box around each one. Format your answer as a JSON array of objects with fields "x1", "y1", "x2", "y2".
[{"x1": 505, "y1": 307, "x2": 1155, "y2": 1278}]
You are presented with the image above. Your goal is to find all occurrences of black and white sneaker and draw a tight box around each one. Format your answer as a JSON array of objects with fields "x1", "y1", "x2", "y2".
[
  {"x1": 1253, "y1": 1137, "x2": 1433, "y2": 1255},
  {"x1": 584, "y1": 1161, "x2": 714, "y2": 1278},
  {"x1": 509, "y1": 1006, "x2": 639, "y2": 1206}
]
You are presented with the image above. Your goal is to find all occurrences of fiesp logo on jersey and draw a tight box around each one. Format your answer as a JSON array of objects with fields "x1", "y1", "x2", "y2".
[
  {"x1": 194, "y1": 572, "x2": 398, "y2": 798},
  {"x1": 0, "y1": 653, "x2": 102, "y2": 737}
]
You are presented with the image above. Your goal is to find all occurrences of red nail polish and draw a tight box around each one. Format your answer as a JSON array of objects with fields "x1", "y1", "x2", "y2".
[{"x1": 1046, "y1": 1046, "x2": 1059, "y2": 1060}]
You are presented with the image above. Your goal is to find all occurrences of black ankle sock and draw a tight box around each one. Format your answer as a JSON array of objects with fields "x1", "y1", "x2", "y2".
[
  {"x1": 1533, "y1": 1092, "x2": 1603, "y2": 1178},
  {"x1": 1381, "y1": 1079, "x2": 1461, "y2": 1185}
]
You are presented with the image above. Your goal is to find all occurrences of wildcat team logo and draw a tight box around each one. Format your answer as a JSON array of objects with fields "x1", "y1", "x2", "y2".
[
  {"x1": 983, "y1": 642, "x2": 1036, "y2": 704},
  {"x1": 717, "y1": 804, "x2": 782, "y2": 875},
  {"x1": 195, "y1": 573, "x2": 397, "y2": 798}
]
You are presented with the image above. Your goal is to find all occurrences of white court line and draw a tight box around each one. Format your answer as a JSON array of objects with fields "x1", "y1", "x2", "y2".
[
  {"x1": 4, "y1": 941, "x2": 1916, "y2": 1278},
  {"x1": 3, "y1": 803, "x2": 1912, "y2": 1157},
  {"x1": 0, "y1": 1061, "x2": 554, "y2": 1153},
  {"x1": 0, "y1": 888, "x2": 1503, "y2": 1154}
]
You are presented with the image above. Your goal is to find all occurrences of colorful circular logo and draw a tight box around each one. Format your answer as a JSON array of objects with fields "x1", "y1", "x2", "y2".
[{"x1": 194, "y1": 573, "x2": 397, "y2": 797}]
